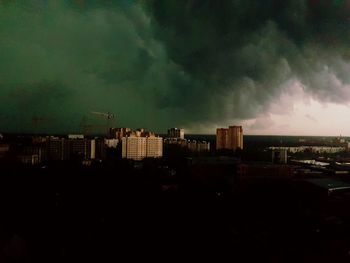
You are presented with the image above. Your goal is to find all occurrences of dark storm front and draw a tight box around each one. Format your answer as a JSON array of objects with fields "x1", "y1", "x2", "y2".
[
  {"x1": 2, "y1": 1, "x2": 350, "y2": 134},
  {"x1": 3, "y1": 0, "x2": 350, "y2": 262},
  {"x1": 2, "y1": 134, "x2": 350, "y2": 262}
]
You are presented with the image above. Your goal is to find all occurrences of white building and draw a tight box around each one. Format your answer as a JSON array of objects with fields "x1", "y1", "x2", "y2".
[
  {"x1": 105, "y1": 139, "x2": 118, "y2": 148},
  {"x1": 68, "y1": 134, "x2": 84, "y2": 139},
  {"x1": 122, "y1": 136, "x2": 146, "y2": 161},
  {"x1": 122, "y1": 134, "x2": 162, "y2": 161},
  {"x1": 269, "y1": 146, "x2": 345, "y2": 154}
]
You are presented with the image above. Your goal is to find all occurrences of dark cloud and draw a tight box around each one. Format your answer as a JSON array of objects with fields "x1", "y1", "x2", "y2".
[{"x1": 1, "y1": 0, "x2": 350, "y2": 133}]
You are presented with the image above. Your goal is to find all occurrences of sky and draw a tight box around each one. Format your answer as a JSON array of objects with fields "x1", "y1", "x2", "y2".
[{"x1": 1, "y1": 0, "x2": 350, "y2": 135}]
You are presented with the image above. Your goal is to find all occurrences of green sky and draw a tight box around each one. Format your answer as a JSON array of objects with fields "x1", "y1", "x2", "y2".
[{"x1": 1, "y1": 0, "x2": 350, "y2": 134}]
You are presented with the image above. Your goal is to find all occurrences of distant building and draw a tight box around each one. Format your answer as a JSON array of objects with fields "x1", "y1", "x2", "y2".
[
  {"x1": 216, "y1": 128, "x2": 229, "y2": 150},
  {"x1": 216, "y1": 126, "x2": 243, "y2": 151},
  {"x1": 197, "y1": 141, "x2": 210, "y2": 152},
  {"x1": 228, "y1": 126, "x2": 243, "y2": 150},
  {"x1": 122, "y1": 130, "x2": 163, "y2": 160},
  {"x1": 187, "y1": 140, "x2": 197, "y2": 152},
  {"x1": 68, "y1": 137, "x2": 96, "y2": 160},
  {"x1": 22, "y1": 145, "x2": 43, "y2": 163},
  {"x1": 104, "y1": 138, "x2": 118, "y2": 148},
  {"x1": 272, "y1": 148, "x2": 288, "y2": 164},
  {"x1": 109, "y1": 128, "x2": 131, "y2": 140},
  {"x1": 164, "y1": 138, "x2": 188, "y2": 148},
  {"x1": 47, "y1": 137, "x2": 66, "y2": 161},
  {"x1": 45, "y1": 136, "x2": 105, "y2": 161},
  {"x1": 68, "y1": 134, "x2": 84, "y2": 139},
  {"x1": 122, "y1": 136, "x2": 146, "y2": 161},
  {"x1": 17, "y1": 154, "x2": 39, "y2": 165},
  {"x1": 146, "y1": 136, "x2": 163, "y2": 158},
  {"x1": 269, "y1": 146, "x2": 345, "y2": 154},
  {"x1": 164, "y1": 138, "x2": 210, "y2": 153},
  {"x1": 168, "y1": 128, "x2": 185, "y2": 139}
]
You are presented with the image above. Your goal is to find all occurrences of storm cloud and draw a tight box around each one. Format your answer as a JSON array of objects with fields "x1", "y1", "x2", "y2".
[{"x1": 1, "y1": 0, "x2": 350, "y2": 133}]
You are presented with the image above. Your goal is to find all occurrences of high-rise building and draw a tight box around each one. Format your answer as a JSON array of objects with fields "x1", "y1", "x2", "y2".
[
  {"x1": 122, "y1": 136, "x2": 147, "y2": 161},
  {"x1": 216, "y1": 126, "x2": 243, "y2": 151},
  {"x1": 167, "y1": 128, "x2": 185, "y2": 139},
  {"x1": 68, "y1": 137, "x2": 96, "y2": 160},
  {"x1": 228, "y1": 126, "x2": 243, "y2": 151},
  {"x1": 122, "y1": 132, "x2": 163, "y2": 161},
  {"x1": 47, "y1": 137, "x2": 66, "y2": 161},
  {"x1": 146, "y1": 136, "x2": 163, "y2": 158},
  {"x1": 44, "y1": 135, "x2": 105, "y2": 161},
  {"x1": 216, "y1": 128, "x2": 229, "y2": 150}
]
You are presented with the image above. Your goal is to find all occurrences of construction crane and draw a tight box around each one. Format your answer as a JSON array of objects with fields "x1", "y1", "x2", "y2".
[
  {"x1": 90, "y1": 111, "x2": 116, "y2": 137},
  {"x1": 91, "y1": 111, "x2": 115, "y2": 120}
]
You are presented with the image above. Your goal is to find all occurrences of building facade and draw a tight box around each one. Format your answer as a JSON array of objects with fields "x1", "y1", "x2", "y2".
[
  {"x1": 167, "y1": 128, "x2": 185, "y2": 139},
  {"x1": 44, "y1": 135, "x2": 105, "y2": 161},
  {"x1": 216, "y1": 128, "x2": 229, "y2": 150},
  {"x1": 146, "y1": 136, "x2": 163, "y2": 158},
  {"x1": 110, "y1": 128, "x2": 132, "y2": 140},
  {"x1": 216, "y1": 126, "x2": 243, "y2": 151},
  {"x1": 164, "y1": 138, "x2": 210, "y2": 153},
  {"x1": 122, "y1": 136, "x2": 146, "y2": 161},
  {"x1": 122, "y1": 133, "x2": 163, "y2": 160},
  {"x1": 228, "y1": 126, "x2": 243, "y2": 151}
]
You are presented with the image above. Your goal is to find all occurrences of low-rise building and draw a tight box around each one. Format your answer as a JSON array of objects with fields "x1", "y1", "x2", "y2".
[
  {"x1": 164, "y1": 138, "x2": 210, "y2": 152},
  {"x1": 167, "y1": 128, "x2": 185, "y2": 139},
  {"x1": 105, "y1": 138, "x2": 118, "y2": 148},
  {"x1": 269, "y1": 146, "x2": 346, "y2": 154},
  {"x1": 238, "y1": 163, "x2": 296, "y2": 178},
  {"x1": 17, "y1": 154, "x2": 39, "y2": 165}
]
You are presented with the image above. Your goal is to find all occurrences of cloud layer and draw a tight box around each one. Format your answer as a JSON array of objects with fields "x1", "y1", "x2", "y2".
[{"x1": 1, "y1": 0, "x2": 350, "y2": 133}]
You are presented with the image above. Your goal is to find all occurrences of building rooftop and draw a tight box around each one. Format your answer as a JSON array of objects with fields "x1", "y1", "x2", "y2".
[{"x1": 304, "y1": 178, "x2": 350, "y2": 192}]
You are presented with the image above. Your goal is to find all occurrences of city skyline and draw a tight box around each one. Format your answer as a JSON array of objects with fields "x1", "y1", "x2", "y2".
[{"x1": 2, "y1": 1, "x2": 350, "y2": 135}]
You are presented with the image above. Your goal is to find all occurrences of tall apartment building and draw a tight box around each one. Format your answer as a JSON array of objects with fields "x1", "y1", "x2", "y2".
[
  {"x1": 167, "y1": 128, "x2": 185, "y2": 139},
  {"x1": 47, "y1": 137, "x2": 66, "y2": 161},
  {"x1": 216, "y1": 126, "x2": 243, "y2": 151},
  {"x1": 68, "y1": 137, "x2": 96, "y2": 160},
  {"x1": 45, "y1": 135, "x2": 105, "y2": 161},
  {"x1": 146, "y1": 136, "x2": 163, "y2": 158},
  {"x1": 228, "y1": 126, "x2": 243, "y2": 151},
  {"x1": 216, "y1": 128, "x2": 229, "y2": 150},
  {"x1": 122, "y1": 133, "x2": 163, "y2": 161},
  {"x1": 122, "y1": 136, "x2": 146, "y2": 161}
]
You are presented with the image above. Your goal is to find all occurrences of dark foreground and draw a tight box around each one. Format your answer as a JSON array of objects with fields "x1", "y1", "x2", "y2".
[{"x1": 1, "y1": 161, "x2": 350, "y2": 262}]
